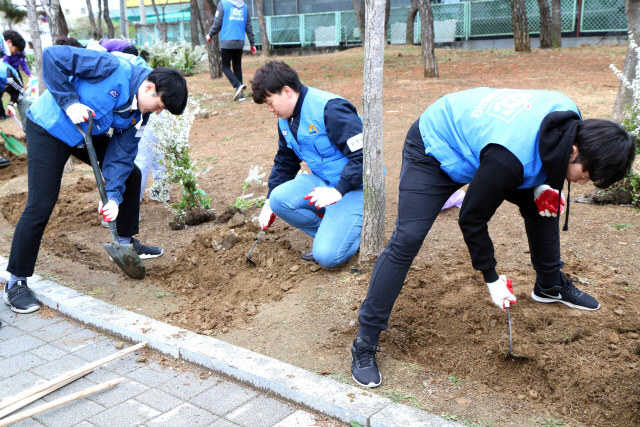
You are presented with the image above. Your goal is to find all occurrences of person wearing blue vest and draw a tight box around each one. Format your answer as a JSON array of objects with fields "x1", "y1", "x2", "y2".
[
  {"x1": 251, "y1": 60, "x2": 364, "y2": 268},
  {"x1": 206, "y1": 0, "x2": 256, "y2": 101},
  {"x1": 350, "y1": 87, "x2": 636, "y2": 388},
  {"x1": 3, "y1": 46, "x2": 188, "y2": 315},
  {"x1": 0, "y1": 58, "x2": 26, "y2": 168}
]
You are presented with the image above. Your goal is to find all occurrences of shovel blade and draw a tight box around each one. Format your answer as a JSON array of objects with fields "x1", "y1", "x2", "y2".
[
  {"x1": 103, "y1": 243, "x2": 146, "y2": 280},
  {"x1": 2, "y1": 133, "x2": 26, "y2": 156}
]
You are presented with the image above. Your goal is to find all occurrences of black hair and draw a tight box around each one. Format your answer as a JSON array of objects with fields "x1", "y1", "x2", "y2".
[
  {"x1": 139, "y1": 49, "x2": 150, "y2": 62},
  {"x1": 147, "y1": 67, "x2": 188, "y2": 115},
  {"x1": 251, "y1": 60, "x2": 302, "y2": 104},
  {"x1": 3, "y1": 30, "x2": 26, "y2": 52},
  {"x1": 54, "y1": 37, "x2": 85, "y2": 48},
  {"x1": 574, "y1": 119, "x2": 636, "y2": 188},
  {"x1": 122, "y1": 45, "x2": 139, "y2": 56}
]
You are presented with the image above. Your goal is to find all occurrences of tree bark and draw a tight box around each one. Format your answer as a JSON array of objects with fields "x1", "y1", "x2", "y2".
[
  {"x1": 86, "y1": 0, "x2": 99, "y2": 40},
  {"x1": 25, "y1": 0, "x2": 45, "y2": 95},
  {"x1": 384, "y1": 0, "x2": 390, "y2": 44},
  {"x1": 612, "y1": 0, "x2": 640, "y2": 123},
  {"x1": 551, "y1": 0, "x2": 561, "y2": 48},
  {"x1": 103, "y1": 0, "x2": 115, "y2": 38},
  {"x1": 352, "y1": 0, "x2": 365, "y2": 45},
  {"x1": 255, "y1": 0, "x2": 270, "y2": 56},
  {"x1": 150, "y1": 0, "x2": 167, "y2": 42},
  {"x1": 360, "y1": 0, "x2": 387, "y2": 262},
  {"x1": 96, "y1": 0, "x2": 103, "y2": 40},
  {"x1": 190, "y1": 0, "x2": 201, "y2": 45},
  {"x1": 44, "y1": 0, "x2": 60, "y2": 41},
  {"x1": 119, "y1": 0, "x2": 128, "y2": 38},
  {"x1": 56, "y1": 4, "x2": 69, "y2": 38},
  {"x1": 417, "y1": 0, "x2": 438, "y2": 77},
  {"x1": 537, "y1": 0, "x2": 551, "y2": 49},
  {"x1": 200, "y1": 0, "x2": 222, "y2": 78},
  {"x1": 406, "y1": 0, "x2": 418, "y2": 45},
  {"x1": 511, "y1": 0, "x2": 531, "y2": 52}
]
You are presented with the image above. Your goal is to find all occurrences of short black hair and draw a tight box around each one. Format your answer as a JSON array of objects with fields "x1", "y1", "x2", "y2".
[
  {"x1": 54, "y1": 37, "x2": 84, "y2": 48},
  {"x1": 574, "y1": 119, "x2": 636, "y2": 188},
  {"x1": 147, "y1": 67, "x2": 188, "y2": 115},
  {"x1": 122, "y1": 45, "x2": 139, "y2": 56},
  {"x1": 3, "y1": 30, "x2": 26, "y2": 52},
  {"x1": 251, "y1": 60, "x2": 302, "y2": 104}
]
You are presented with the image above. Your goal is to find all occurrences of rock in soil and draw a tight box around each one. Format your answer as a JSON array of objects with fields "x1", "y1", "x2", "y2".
[
  {"x1": 115, "y1": 342, "x2": 124, "y2": 350},
  {"x1": 136, "y1": 356, "x2": 147, "y2": 363},
  {"x1": 309, "y1": 264, "x2": 322, "y2": 272},
  {"x1": 227, "y1": 212, "x2": 246, "y2": 229}
]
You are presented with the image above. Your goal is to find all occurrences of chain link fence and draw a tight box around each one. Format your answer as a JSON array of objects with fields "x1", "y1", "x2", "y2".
[{"x1": 137, "y1": 0, "x2": 626, "y2": 48}]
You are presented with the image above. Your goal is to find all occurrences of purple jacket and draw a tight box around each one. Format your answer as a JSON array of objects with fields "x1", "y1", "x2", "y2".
[
  {"x1": 2, "y1": 52, "x2": 31, "y2": 76},
  {"x1": 99, "y1": 39, "x2": 133, "y2": 52}
]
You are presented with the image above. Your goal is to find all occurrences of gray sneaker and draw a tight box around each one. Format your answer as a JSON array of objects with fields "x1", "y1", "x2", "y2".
[
  {"x1": 233, "y1": 84, "x2": 246, "y2": 101},
  {"x1": 3, "y1": 280, "x2": 40, "y2": 314}
]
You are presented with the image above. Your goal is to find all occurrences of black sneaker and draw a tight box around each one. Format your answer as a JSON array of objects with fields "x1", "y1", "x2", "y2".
[
  {"x1": 131, "y1": 238, "x2": 164, "y2": 259},
  {"x1": 531, "y1": 273, "x2": 600, "y2": 311},
  {"x1": 351, "y1": 336, "x2": 382, "y2": 388},
  {"x1": 0, "y1": 157, "x2": 9, "y2": 168},
  {"x1": 233, "y1": 84, "x2": 246, "y2": 101},
  {"x1": 301, "y1": 250, "x2": 315, "y2": 262},
  {"x1": 3, "y1": 280, "x2": 40, "y2": 314}
]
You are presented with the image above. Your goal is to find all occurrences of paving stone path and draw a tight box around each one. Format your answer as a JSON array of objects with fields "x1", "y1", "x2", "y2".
[{"x1": 0, "y1": 305, "x2": 341, "y2": 427}]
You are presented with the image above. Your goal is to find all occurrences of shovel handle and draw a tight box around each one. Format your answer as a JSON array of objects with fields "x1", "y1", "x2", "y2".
[{"x1": 75, "y1": 116, "x2": 119, "y2": 244}]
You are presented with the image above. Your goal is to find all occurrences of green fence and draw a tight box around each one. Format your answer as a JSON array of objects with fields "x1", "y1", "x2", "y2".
[{"x1": 136, "y1": 0, "x2": 627, "y2": 47}]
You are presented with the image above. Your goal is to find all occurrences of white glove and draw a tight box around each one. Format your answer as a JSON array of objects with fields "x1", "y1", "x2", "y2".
[
  {"x1": 98, "y1": 200, "x2": 119, "y2": 222},
  {"x1": 206, "y1": 35, "x2": 212, "y2": 43},
  {"x1": 486, "y1": 275, "x2": 517, "y2": 311},
  {"x1": 259, "y1": 200, "x2": 276, "y2": 230},
  {"x1": 304, "y1": 187, "x2": 342, "y2": 209},
  {"x1": 7, "y1": 105, "x2": 16, "y2": 117},
  {"x1": 65, "y1": 103, "x2": 95, "y2": 125}
]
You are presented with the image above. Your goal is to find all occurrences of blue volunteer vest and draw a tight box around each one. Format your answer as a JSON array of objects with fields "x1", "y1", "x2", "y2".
[
  {"x1": 0, "y1": 62, "x2": 18, "y2": 88},
  {"x1": 29, "y1": 60, "x2": 142, "y2": 147},
  {"x1": 279, "y1": 87, "x2": 359, "y2": 187},
  {"x1": 220, "y1": 0, "x2": 247, "y2": 41},
  {"x1": 419, "y1": 87, "x2": 580, "y2": 189}
]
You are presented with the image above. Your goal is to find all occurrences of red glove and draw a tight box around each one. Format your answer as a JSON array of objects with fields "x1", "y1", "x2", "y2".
[
  {"x1": 250, "y1": 46, "x2": 257, "y2": 55},
  {"x1": 206, "y1": 35, "x2": 212, "y2": 43},
  {"x1": 534, "y1": 185, "x2": 565, "y2": 217}
]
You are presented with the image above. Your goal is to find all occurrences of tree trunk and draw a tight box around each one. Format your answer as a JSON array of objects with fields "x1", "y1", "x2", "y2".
[
  {"x1": 417, "y1": 0, "x2": 438, "y2": 77},
  {"x1": 200, "y1": 0, "x2": 222, "y2": 78},
  {"x1": 384, "y1": 0, "x2": 390, "y2": 44},
  {"x1": 510, "y1": 0, "x2": 531, "y2": 52},
  {"x1": 551, "y1": 0, "x2": 561, "y2": 48},
  {"x1": 86, "y1": 0, "x2": 98, "y2": 39},
  {"x1": 139, "y1": 0, "x2": 146, "y2": 24},
  {"x1": 96, "y1": 0, "x2": 103, "y2": 40},
  {"x1": 103, "y1": 0, "x2": 115, "y2": 38},
  {"x1": 255, "y1": 0, "x2": 270, "y2": 56},
  {"x1": 406, "y1": 0, "x2": 418, "y2": 45},
  {"x1": 26, "y1": 0, "x2": 45, "y2": 95},
  {"x1": 352, "y1": 0, "x2": 365, "y2": 45},
  {"x1": 360, "y1": 0, "x2": 386, "y2": 262},
  {"x1": 150, "y1": 0, "x2": 167, "y2": 42},
  {"x1": 119, "y1": 0, "x2": 127, "y2": 38},
  {"x1": 537, "y1": 0, "x2": 551, "y2": 49},
  {"x1": 56, "y1": 4, "x2": 69, "y2": 38},
  {"x1": 160, "y1": 1, "x2": 170, "y2": 42},
  {"x1": 44, "y1": 0, "x2": 60, "y2": 41},
  {"x1": 190, "y1": 0, "x2": 201, "y2": 45},
  {"x1": 612, "y1": 0, "x2": 640, "y2": 123}
]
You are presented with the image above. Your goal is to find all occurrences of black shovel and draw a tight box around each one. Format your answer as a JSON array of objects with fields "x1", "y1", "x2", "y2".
[{"x1": 76, "y1": 116, "x2": 146, "y2": 280}]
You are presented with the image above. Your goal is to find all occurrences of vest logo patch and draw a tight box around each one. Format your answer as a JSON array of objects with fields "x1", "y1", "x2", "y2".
[
  {"x1": 308, "y1": 125, "x2": 319, "y2": 135},
  {"x1": 131, "y1": 117, "x2": 137, "y2": 125},
  {"x1": 108, "y1": 90, "x2": 119, "y2": 98},
  {"x1": 346, "y1": 133, "x2": 363, "y2": 152},
  {"x1": 485, "y1": 90, "x2": 539, "y2": 123},
  {"x1": 229, "y1": 7, "x2": 244, "y2": 21},
  {"x1": 282, "y1": 129, "x2": 288, "y2": 136}
]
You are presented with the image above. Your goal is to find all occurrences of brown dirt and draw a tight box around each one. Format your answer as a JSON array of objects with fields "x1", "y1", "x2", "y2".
[{"x1": 1, "y1": 45, "x2": 639, "y2": 427}]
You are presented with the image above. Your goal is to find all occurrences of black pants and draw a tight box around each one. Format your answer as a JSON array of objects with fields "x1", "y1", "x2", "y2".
[
  {"x1": 7, "y1": 118, "x2": 141, "y2": 277},
  {"x1": 357, "y1": 120, "x2": 563, "y2": 344},
  {"x1": 221, "y1": 48, "x2": 243, "y2": 89}
]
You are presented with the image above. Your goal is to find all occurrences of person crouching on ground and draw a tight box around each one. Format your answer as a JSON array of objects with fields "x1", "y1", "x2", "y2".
[
  {"x1": 252, "y1": 60, "x2": 364, "y2": 268},
  {"x1": 349, "y1": 87, "x2": 636, "y2": 388},
  {"x1": 3, "y1": 46, "x2": 188, "y2": 314}
]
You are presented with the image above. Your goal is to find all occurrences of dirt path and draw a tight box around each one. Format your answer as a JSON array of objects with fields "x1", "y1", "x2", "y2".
[{"x1": 1, "y1": 45, "x2": 639, "y2": 427}]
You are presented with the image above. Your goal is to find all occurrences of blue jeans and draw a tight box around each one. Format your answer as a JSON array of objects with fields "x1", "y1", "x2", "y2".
[
  {"x1": 134, "y1": 128, "x2": 166, "y2": 202},
  {"x1": 269, "y1": 173, "x2": 363, "y2": 268}
]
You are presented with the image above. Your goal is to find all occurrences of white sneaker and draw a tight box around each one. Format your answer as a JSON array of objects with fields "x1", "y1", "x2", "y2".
[{"x1": 233, "y1": 84, "x2": 246, "y2": 101}]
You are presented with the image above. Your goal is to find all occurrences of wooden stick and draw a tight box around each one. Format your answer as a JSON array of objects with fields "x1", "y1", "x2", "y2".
[
  {"x1": 0, "y1": 378, "x2": 122, "y2": 427},
  {"x1": 0, "y1": 370, "x2": 90, "y2": 420},
  {"x1": 0, "y1": 341, "x2": 146, "y2": 411}
]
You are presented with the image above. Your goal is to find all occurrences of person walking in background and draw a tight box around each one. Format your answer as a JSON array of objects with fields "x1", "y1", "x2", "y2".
[
  {"x1": 1, "y1": 30, "x2": 32, "y2": 121},
  {"x1": 206, "y1": 0, "x2": 256, "y2": 102}
]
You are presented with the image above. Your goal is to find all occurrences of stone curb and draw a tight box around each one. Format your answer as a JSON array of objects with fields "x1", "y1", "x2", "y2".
[{"x1": 0, "y1": 257, "x2": 456, "y2": 427}]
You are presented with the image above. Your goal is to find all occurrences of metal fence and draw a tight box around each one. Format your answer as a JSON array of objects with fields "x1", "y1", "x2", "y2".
[{"x1": 136, "y1": 0, "x2": 626, "y2": 47}]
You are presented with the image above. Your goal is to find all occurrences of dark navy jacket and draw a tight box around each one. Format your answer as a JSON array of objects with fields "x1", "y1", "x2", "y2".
[{"x1": 267, "y1": 85, "x2": 363, "y2": 197}]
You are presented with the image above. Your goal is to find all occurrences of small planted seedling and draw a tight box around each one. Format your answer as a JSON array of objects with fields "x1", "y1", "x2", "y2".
[
  {"x1": 157, "y1": 292, "x2": 173, "y2": 298},
  {"x1": 613, "y1": 223, "x2": 633, "y2": 231}
]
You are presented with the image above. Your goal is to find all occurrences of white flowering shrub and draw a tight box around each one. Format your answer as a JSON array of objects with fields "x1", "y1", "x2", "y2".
[
  {"x1": 147, "y1": 99, "x2": 212, "y2": 215},
  {"x1": 232, "y1": 166, "x2": 267, "y2": 211},
  {"x1": 144, "y1": 41, "x2": 207, "y2": 75}
]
